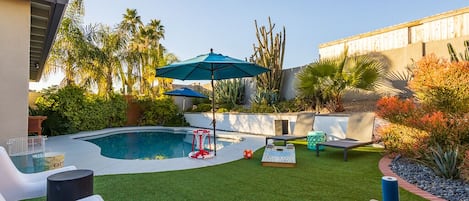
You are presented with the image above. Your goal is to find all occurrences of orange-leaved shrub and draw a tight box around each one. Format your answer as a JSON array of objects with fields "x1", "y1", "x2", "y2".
[
  {"x1": 409, "y1": 54, "x2": 469, "y2": 114},
  {"x1": 376, "y1": 55, "x2": 469, "y2": 164},
  {"x1": 408, "y1": 111, "x2": 451, "y2": 146},
  {"x1": 376, "y1": 96, "x2": 416, "y2": 124}
]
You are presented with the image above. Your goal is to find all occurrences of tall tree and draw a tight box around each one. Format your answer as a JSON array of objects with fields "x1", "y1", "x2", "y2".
[
  {"x1": 44, "y1": 0, "x2": 88, "y2": 86},
  {"x1": 82, "y1": 25, "x2": 126, "y2": 96},
  {"x1": 118, "y1": 9, "x2": 143, "y2": 94},
  {"x1": 135, "y1": 19, "x2": 167, "y2": 96}
]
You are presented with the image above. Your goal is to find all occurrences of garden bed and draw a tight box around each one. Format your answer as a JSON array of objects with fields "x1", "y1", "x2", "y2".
[{"x1": 391, "y1": 157, "x2": 469, "y2": 201}]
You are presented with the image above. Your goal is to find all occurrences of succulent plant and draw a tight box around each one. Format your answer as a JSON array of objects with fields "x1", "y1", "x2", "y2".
[{"x1": 421, "y1": 144, "x2": 461, "y2": 179}]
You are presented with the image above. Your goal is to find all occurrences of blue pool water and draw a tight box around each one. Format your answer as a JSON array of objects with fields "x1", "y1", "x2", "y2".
[{"x1": 85, "y1": 131, "x2": 235, "y2": 160}]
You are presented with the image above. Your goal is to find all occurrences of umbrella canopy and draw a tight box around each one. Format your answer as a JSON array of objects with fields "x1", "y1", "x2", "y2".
[
  {"x1": 156, "y1": 50, "x2": 269, "y2": 80},
  {"x1": 164, "y1": 87, "x2": 207, "y2": 111},
  {"x1": 164, "y1": 87, "x2": 207, "y2": 98},
  {"x1": 156, "y1": 49, "x2": 269, "y2": 156}
]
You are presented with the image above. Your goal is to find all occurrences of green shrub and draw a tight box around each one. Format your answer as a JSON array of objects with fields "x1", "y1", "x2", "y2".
[
  {"x1": 217, "y1": 108, "x2": 229, "y2": 113},
  {"x1": 192, "y1": 96, "x2": 210, "y2": 105},
  {"x1": 250, "y1": 103, "x2": 276, "y2": 113},
  {"x1": 230, "y1": 105, "x2": 250, "y2": 113},
  {"x1": 164, "y1": 113, "x2": 190, "y2": 127},
  {"x1": 137, "y1": 97, "x2": 183, "y2": 126},
  {"x1": 190, "y1": 103, "x2": 212, "y2": 112},
  {"x1": 274, "y1": 98, "x2": 307, "y2": 113},
  {"x1": 106, "y1": 93, "x2": 128, "y2": 127},
  {"x1": 35, "y1": 85, "x2": 127, "y2": 135}
]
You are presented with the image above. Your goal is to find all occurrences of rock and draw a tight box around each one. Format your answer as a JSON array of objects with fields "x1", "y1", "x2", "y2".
[{"x1": 390, "y1": 157, "x2": 469, "y2": 201}]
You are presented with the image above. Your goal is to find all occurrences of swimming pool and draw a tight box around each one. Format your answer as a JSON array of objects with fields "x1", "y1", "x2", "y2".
[{"x1": 82, "y1": 130, "x2": 240, "y2": 160}]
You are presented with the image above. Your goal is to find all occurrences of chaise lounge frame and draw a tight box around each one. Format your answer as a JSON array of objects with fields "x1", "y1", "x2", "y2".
[{"x1": 315, "y1": 112, "x2": 375, "y2": 161}]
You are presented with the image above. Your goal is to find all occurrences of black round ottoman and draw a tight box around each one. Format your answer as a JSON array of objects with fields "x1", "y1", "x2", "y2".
[{"x1": 47, "y1": 169, "x2": 94, "y2": 201}]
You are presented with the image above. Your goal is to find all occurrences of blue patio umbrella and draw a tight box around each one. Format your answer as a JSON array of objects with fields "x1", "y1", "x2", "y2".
[
  {"x1": 164, "y1": 87, "x2": 207, "y2": 111},
  {"x1": 156, "y1": 49, "x2": 269, "y2": 156}
]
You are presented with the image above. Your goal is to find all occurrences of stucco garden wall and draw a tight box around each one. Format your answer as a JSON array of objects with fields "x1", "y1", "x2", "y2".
[{"x1": 184, "y1": 113, "x2": 349, "y2": 140}]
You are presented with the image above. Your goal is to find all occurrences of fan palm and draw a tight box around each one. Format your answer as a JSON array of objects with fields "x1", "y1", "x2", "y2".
[{"x1": 297, "y1": 49, "x2": 385, "y2": 112}]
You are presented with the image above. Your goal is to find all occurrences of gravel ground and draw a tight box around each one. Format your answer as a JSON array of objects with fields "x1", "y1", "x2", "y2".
[{"x1": 390, "y1": 157, "x2": 469, "y2": 201}]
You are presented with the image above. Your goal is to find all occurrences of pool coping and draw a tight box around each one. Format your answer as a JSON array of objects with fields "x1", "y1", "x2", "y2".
[{"x1": 44, "y1": 126, "x2": 265, "y2": 176}]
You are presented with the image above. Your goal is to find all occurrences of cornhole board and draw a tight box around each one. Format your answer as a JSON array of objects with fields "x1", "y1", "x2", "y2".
[{"x1": 261, "y1": 145, "x2": 296, "y2": 167}]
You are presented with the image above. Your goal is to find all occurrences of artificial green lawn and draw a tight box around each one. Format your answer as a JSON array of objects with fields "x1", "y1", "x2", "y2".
[{"x1": 29, "y1": 144, "x2": 426, "y2": 201}]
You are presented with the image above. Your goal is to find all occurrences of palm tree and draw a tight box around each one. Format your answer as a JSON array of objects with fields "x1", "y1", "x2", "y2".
[
  {"x1": 44, "y1": 0, "x2": 88, "y2": 86},
  {"x1": 297, "y1": 49, "x2": 386, "y2": 112},
  {"x1": 135, "y1": 20, "x2": 167, "y2": 96},
  {"x1": 154, "y1": 46, "x2": 177, "y2": 95},
  {"x1": 118, "y1": 9, "x2": 143, "y2": 95},
  {"x1": 81, "y1": 25, "x2": 126, "y2": 97}
]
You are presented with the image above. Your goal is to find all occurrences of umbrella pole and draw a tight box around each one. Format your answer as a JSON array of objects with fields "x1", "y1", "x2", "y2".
[{"x1": 211, "y1": 71, "x2": 217, "y2": 156}]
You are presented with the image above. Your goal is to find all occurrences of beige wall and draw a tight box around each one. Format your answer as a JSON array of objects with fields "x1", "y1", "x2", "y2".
[
  {"x1": 279, "y1": 35, "x2": 469, "y2": 102},
  {"x1": 0, "y1": 0, "x2": 30, "y2": 148}
]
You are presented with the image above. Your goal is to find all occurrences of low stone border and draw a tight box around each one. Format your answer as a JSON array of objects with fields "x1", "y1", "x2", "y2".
[{"x1": 378, "y1": 156, "x2": 447, "y2": 201}]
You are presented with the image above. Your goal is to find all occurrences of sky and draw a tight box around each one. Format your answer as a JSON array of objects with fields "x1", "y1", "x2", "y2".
[{"x1": 29, "y1": 0, "x2": 469, "y2": 90}]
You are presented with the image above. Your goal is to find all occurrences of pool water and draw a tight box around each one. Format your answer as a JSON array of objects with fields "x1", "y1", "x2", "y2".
[{"x1": 85, "y1": 131, "x2": 234, "y2": 160}]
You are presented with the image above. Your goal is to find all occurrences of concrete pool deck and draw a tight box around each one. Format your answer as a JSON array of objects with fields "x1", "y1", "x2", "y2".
[{"x1": 44, "y1": 126, "x2": 265, "y2": 176}]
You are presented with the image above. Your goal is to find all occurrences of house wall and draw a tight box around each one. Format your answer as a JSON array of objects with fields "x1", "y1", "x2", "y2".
[{"x1": 0, "y1": 0, "x2": 30, "y2": 148}]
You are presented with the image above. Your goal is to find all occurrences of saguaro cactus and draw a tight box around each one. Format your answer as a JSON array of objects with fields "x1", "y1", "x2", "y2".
[
  {"x1": 447, "y1": 40, "x2": 469, "y2": 62},
  {"x1": 250, "y1": 17, "x2": 286, "y2": 102}
]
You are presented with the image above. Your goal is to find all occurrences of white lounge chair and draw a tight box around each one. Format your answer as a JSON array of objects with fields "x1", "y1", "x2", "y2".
[
  {"x1": 315, "y1": 112, "x2": 376, "y2": 161},
  {"x1": 0, "y1": 146, "x2": 77, "y2": 201}
]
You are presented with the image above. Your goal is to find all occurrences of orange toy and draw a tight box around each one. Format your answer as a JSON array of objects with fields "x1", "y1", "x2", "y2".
[{"x1": 243, "y1": 149, "x2": 253, "y2": 159}]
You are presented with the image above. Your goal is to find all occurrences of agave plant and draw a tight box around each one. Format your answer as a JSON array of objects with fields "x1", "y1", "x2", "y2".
[
  {"x1": 214, "y1": 78, "x2": 245, "y2": 110},
  {"x1": 251, "y1": 88, "x2": 279, "y2": 106},
  {"x1": 421, "y1": 144, "x2": 461, "y2": 179}
]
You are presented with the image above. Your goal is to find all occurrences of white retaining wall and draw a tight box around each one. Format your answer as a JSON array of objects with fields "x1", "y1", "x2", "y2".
[{"x1": 184, "y1": 113, "x2": 350, "y2": 139}]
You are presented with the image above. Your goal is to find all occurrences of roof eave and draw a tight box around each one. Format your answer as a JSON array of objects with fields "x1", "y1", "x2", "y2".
[{"x1": 29, "y1": 0, "x2": 69, "y2": 81}]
